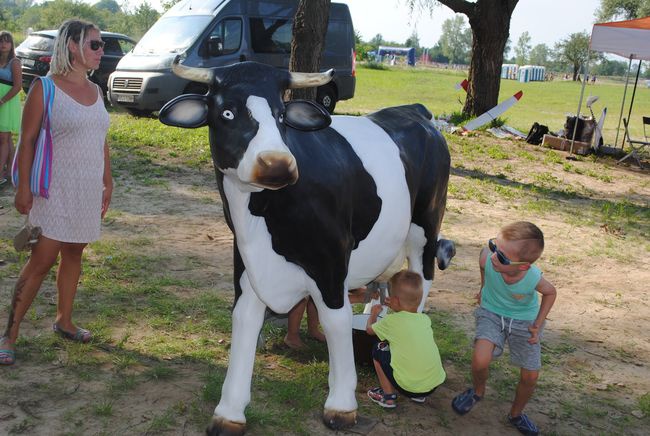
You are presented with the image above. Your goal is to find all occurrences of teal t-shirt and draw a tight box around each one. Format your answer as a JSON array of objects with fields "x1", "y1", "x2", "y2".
[
  {"x1": 372, "y1": 311, "x2": 446, "y2": 393},
  {"x1": 481, "y1": 259, "x2": 542, "y2": 321}
]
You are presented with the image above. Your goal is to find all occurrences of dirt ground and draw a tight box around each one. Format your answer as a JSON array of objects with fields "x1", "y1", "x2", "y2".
[{"x1": 1, "y1": 134, "x2": 649, "y2": 435}]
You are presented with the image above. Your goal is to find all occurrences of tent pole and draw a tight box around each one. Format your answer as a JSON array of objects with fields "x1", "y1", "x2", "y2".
[
  {"x1": 625, "y1": 60, "x2": 642, "y2": 132},
  {"x1": 569, "y1": 57, "x2": 590, "y2": 157},
  {"x1": 614, "y1": 55, "x2": 633, "y2": 148}
]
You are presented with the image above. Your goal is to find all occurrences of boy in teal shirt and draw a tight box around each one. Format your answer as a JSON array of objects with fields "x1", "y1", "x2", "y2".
[
  {"x1": 452, "y1": 221, "x2": 557, "y2": 436},
  {"x1": 365, "y1": 270, "x2": 446, "y2": 408}
]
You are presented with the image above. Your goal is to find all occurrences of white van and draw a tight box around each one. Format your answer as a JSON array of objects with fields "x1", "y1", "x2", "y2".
[{"x1": 108, "y1": 0, "x2": 356, "y2": 116}]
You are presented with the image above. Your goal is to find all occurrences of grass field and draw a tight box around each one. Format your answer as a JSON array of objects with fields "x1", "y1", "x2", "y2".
[
  {"x1": 0, "y1": 67, "x2": 649, "y2": 435},
  {"x1": 338, "y1": 64, "x2": 650, "y2": 142}
]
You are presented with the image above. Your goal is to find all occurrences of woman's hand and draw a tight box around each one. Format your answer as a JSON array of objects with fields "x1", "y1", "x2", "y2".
[
  {"x1": 15, "y1": 186, "x2": 33, "y2": 215},
  {"x1": 101, "y1": 183, "x2": 113, "y2": 218}
]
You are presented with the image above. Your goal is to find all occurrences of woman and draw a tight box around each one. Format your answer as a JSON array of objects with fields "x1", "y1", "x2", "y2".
[
  {"x1": 0, "y1": 30, "x2": 22, "y2": 186},
  {"x1": 0, "y1": 20, "x2": 113, "y2": 365}
]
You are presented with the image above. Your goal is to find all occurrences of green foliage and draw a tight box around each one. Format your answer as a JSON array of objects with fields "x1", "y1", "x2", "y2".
[
  {"x1": 554, "y1": 32, "x2": 598, "y2": 80},
  {"x1": 439, "y1": 15, "x2": 472, "y2": 64},
  {"x1": 514, "y1": 31, "x2": 532, "y2": 65},
  {"x1": 596, "y1": 0, "x2": 650, "y2": 21},
  {"x1": 639, "y1": 392, "x2": 650, "y2": 415}
]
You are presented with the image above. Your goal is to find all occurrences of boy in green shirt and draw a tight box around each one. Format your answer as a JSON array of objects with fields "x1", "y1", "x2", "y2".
[
  {"x1": 365, "y1": 270, "x2": 446, "y2": 408},
  {"x1": 452, "y1": 221, "x2": 557, "y2": 436}
]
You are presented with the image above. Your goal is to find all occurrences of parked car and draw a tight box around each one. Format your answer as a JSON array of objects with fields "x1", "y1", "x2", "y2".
[
  {"x1": 108, "y1": 0, "x2": 355, "y2": 117},
  {"x1": 15, "y1": 30, "x2": 136, "y2": 94}
]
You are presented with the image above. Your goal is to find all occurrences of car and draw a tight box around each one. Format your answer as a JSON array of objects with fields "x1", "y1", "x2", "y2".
[{"x1": 15, "y1": 30, "x2": 136, "y2": 94}]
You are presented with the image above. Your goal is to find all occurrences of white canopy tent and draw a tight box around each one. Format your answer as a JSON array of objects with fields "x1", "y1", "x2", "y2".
[{"x1": 571, "y1": 16, "x2": 650, "y2": 153}]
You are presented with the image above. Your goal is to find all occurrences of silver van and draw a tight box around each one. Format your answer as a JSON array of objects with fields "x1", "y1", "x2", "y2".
[{"x1": 108, "y1": 0, "x2": 356, "y2": 116}]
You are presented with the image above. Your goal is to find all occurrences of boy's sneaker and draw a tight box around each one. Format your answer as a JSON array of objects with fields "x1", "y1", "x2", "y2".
[
  {"x1": 410, "y1": 396, "x2": 426, "y2": 403},
  {"x1": 508, "y1": 414, "x2": 539, "y2": 436},
  {"x1": 451, "y1": 388, "x2": 482, "y2": 415}
]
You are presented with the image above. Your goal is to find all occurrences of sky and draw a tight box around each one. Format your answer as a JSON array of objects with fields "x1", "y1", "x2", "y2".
[{"x1": 102, "y1": 0, "x2": 603, "y2": 49}]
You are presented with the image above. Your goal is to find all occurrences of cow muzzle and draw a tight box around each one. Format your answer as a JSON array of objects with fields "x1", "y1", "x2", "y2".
[{"x1": 252, "y1": 151, "x2": 299, "y2": 190}]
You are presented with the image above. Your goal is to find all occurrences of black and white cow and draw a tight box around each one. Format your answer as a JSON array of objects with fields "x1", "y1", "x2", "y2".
[{"x1": 159, "y1": 58, "x2": 455, "y2": 435}]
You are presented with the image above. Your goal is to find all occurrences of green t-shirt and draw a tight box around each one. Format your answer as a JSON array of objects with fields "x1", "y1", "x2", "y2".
[
  {"x1": 371, "y1": 311, "x2": 446, "y2": 393},
  {"x1": 481, "y1": 259, "x2": 542, "y2": 321}
]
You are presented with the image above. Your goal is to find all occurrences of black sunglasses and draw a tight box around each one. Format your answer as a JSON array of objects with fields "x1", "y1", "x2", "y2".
[
  {"x1": 488, "y1": 238, "x2": 528, "y2": 266},
  {"x1": 88, "y1": 40, "x2": 105, "y2": 51}
]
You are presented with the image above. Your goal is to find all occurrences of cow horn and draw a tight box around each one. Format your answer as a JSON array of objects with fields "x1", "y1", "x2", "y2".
[
  {"x1": 288, "y1": 69, "x2": 334, "y2": 89},
  {"x1": 171, "y1": 56, "x2": 214, "y2": 84}
]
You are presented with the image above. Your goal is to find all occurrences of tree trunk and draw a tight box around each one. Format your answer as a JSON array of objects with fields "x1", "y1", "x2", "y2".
[
  {"x1": 287, "y1": 0, "x2": 331, "y2": 101},
  {"x1": 438, "y1": 0, "x2": 519, "y2": 116}
]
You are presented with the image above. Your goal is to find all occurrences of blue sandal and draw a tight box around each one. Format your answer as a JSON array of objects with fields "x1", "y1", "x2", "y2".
[
  {"x1": 53, "y1": 323, "x2": 92, "y2": 343},
  {"x1": 367, "y1": 387, "x2": 397, "y2": 409},
  {"x1": 452, "y1": 388, "x2": 482, "y2": 415},
  {"x1": 0, "y1": 349, "x2": 15, "y2": 365},
  {"x1": 508, "y1": 413, "x2": 539, "y2": 436}
]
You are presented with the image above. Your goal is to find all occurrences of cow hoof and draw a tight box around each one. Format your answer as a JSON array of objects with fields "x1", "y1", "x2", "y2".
[
  {"x1": 436, "y1": 239, "x2": 456, "y2": 270},
  {"x1": 322, "y1": 409, "x2": 357, "y2": 430},
  {"x1": 206, "y1": 416, "x2": 246, "y2": 436}
]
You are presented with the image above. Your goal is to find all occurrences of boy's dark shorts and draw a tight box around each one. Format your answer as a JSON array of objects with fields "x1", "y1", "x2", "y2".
[
  {"x1": 372, "y1": 342, "x2": 437, "y2": 398},
  {"x1": 474, "y1": 307, "x2": 544, "y2": 371}
]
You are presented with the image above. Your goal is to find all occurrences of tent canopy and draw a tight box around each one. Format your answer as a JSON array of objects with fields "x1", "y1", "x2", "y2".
[{"x1": 590, "y1": 16, "x2": 650, "y2": 60}]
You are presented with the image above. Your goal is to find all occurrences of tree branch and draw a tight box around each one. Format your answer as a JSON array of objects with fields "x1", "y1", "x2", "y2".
[{"x1": 436, "y1": 0, "x2": 476, "y2": 17}]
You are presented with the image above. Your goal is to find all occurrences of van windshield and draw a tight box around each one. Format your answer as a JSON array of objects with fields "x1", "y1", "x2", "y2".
[{"x1": 133, "y1": 15, "x2": 213, "y2": 55}]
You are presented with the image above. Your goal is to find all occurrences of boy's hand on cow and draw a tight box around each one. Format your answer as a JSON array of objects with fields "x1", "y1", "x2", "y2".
[{"x1": 528, "y1": 323, "x2": 540, "y2": 344}]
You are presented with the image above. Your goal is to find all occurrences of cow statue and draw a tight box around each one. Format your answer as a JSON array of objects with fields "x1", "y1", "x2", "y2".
[{"x1": 159, "y1": 57, "x2": 455, "y2": 435}]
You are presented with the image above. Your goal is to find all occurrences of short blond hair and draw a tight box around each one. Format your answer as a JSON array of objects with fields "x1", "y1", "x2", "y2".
[
  {"x1": 499, "y1": 221, "x2": 544, "y2": 263},
  {"x1": 389, "y1": 270, "x2": 423, "y2": 310},
  {"x1": 50, "y1": 19, "x2": 100, "y2": 75}
]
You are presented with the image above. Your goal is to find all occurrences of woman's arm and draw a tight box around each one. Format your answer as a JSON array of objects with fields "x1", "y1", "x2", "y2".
[
  {"x1": 101, "y1": 141, "x2": 112, "y2": 218},
  {"x1": 0, "y1": 58, "x2": 23, "y2": 104},
  {"x1": 14, "y1": 80, "x2": 44, "y2": 214}
]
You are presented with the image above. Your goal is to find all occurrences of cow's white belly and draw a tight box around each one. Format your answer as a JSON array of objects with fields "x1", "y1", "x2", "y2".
[
  {"x1": 330, "y1": 116, "x2": 411, "y2": 287},
  {"x1": 223, "y1": 178, "x2": 311, "y2": 313}
]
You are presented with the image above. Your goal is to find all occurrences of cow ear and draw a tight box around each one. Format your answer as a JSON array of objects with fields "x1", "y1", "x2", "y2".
[
  {"x1": 159, "y1": 94, "x2": 209, "y2": 128},
  {"x1": 284, "y1": 100, "x2": 331, "y2": 131}
]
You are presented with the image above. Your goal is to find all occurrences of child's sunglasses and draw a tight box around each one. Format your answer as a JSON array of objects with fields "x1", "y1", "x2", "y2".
[
  {"x1": 87, "y1": 40, "x2": 105, "y2": 51},
  {"x1": 488, "y1": 238, "x2": 528, "y2": 266}
]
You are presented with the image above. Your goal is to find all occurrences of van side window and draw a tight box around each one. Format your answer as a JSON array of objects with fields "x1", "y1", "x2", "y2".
[
  {"x1": 250, "y1": 18, "x2": 292, "y2": 54},
  {"x1": 210, "y1": 18, "x2": 243, "y2": 56}
]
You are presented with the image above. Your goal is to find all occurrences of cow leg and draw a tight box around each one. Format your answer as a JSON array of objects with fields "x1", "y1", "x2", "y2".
[
  {"x1": 209, "y1": 272, "x2": 266, "y2": 436},
  {"x1": 312, "y1": 295, "x2": 358, "y2": 430},
  {"x1": 405, "y1": 223, "x2": 433, "y2": 313}
]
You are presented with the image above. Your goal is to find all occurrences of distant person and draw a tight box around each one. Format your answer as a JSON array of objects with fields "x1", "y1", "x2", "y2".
[
  {"x1": 451, "y1": 221, "x2": 557, "y2": 436},
  {"x1": 366, "y1": 271, "x2": 446, "y2": 408},
  {"x1": 0, "y1": 30, "x2": 22, "y2": 187},
  {"x1": 0, "y1": 19, "x2": 112, "y2": 366},
  {"x1": 591, "y1": 75, "x2": 596, "y2": 84}
]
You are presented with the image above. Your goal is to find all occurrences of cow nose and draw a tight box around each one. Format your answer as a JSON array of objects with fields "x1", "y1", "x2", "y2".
[{"x1": 254, "y1": 151, "x2": 299, "y2": 189}]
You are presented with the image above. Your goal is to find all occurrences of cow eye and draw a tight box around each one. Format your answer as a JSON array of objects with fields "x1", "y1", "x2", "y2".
[
  {"x1": 221, "y1": 109, "x2": 235, "y2": 121},
  {"x1": 278, "y1": 113, "x2": 285, "y2": 123}
]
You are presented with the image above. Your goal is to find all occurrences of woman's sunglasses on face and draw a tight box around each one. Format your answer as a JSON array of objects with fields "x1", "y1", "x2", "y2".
[
  {"x1": 488, "y1": 238, "x2": 528, "y2": 266},
  {"x1": 87, "y1": 40, "x2": 105, "y2": 51}
]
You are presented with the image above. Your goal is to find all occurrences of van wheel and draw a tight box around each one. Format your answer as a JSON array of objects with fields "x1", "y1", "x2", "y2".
[
  {"x1": 127, "y1": 108, "x2": 154, "y2": 118},
  {"x1": 316, "y1": 85, "x2": 337, "y2": 114}
]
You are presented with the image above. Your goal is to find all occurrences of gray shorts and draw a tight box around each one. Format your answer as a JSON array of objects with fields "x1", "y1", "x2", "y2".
[{"x1": 474, "y1": 307, "x2": 544, "y2": 371}]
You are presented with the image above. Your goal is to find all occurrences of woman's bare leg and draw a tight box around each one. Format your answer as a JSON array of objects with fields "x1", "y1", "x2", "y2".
[
  {"x1": 2, "y1": 236, "x2": 62, "y2": 345},
  {"x1": 54, "y1": 242, "x2": 87, "y2": 332}
]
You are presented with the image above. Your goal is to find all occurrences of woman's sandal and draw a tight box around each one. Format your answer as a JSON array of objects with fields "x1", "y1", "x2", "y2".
[
  {"x1": 53, "y1": 323, "x2": 92, "y2": 343},
  {"x1": 367, "y1": 387, "x2": 397, "y2": 409},
  {"x1": 0, "y1": 349, "x2": 15, "y2": 366}
]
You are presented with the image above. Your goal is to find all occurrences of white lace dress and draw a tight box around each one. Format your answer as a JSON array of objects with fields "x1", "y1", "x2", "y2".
[{"x1": 29, "y1": 83, "x2": 110, "y2": 243}]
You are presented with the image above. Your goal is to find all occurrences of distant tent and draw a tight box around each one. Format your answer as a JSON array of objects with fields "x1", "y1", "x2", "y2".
[
  {"x1": 573, "y1": 16, "x2": 650, "y2": 150},
  {"x1": 377, "y1": 46, "x2": 416, "y2": 66}
]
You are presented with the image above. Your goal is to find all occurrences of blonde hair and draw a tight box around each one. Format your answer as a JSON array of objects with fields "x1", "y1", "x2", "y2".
[
  {"x1": 50, "y1": 19, "x2": 99, "y2": 75},
  {"x1": 0, "y1": 31, "x2": 16, "y2": 60},
  {"x1": 389, "y1": 270, "x2": 423, "y2": 310},
  {"x1": 499, "y1": 221, "x2": 544, "y2": 262}
]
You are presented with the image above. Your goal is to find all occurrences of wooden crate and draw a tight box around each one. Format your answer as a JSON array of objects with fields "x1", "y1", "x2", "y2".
[{"x1": 542, "y1": 134, "x2": 591, "y2": 155}]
